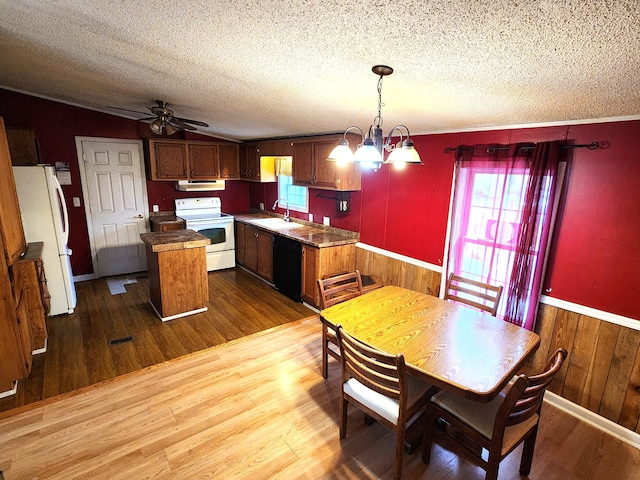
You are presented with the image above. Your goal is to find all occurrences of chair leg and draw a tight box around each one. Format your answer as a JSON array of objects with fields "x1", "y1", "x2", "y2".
[
  {"x1": 394, "y1": 426, "x2": 405, "y2": 480},
  {"x1": 519, "y1": 426, "x2": 539, "y2": 476},
  {"x1": 339, "y1": 396, "x2": 348, "y2": 439},
  {"x1": 321, "y1": 325, "x2": 329, "y2": 379},
  {"x1": 364, "y1": 414, "x2": 375, "y2": 425},
  {"x1": 485, "y1": 456, "x2": 500, "y2": 480}
]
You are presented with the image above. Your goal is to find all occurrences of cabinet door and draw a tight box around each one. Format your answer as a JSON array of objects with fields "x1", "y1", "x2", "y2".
[
  {"x1": 0, "y1": 118, "x2": 27, "y2": 264},
  {"x1": 312, "y1": 140, "x2": 339, "y2": 188},
  {"x1": 218, "y1": 145, "x2": 239, "y2": 179},
  {"x1": 152, "y1": 142, "x2": 188, "y2": 179},
  {"x1": 240, "y1": 144, "x2": 260, "y2": 180},
  {"x1": 292, "y1": 142, "x2": 314, "y2": 187},
  {"x1": 16, "y1": 259, "x2": 48, "y2": 351},
  {"x1": 301, "y1": 244, "x2": 319, "y2": 305},
  {"x1": 256, "y1": 231, "x2": 273, "y2": 282},
  {"x1": 245, "y1": 225, "x2": 259, "y2": 272},
  {"x1": 189, "y1": 144, "x2": 219, "y2": 178},
  {"x1": 236, "y1": 222, "x2": 246, "y2": 266}
]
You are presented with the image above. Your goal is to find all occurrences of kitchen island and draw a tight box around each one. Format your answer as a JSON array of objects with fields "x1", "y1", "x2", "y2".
[{"x1": 140, "y1": 229, "x2": 210, "y2": 321}]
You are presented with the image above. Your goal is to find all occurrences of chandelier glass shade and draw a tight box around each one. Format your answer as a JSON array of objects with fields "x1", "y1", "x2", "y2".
[{"x1": 327, "y1": 65, "x2": 423, "y2": 171}]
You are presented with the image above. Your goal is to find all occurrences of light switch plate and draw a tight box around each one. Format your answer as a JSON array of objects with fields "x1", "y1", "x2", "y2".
[
  {"x1": 323, "y1": 216, "x2": 330, "y2": 226},
  {"x1": 308, "y1": 213, "x2": 313, "y2": 223},
  {"x1": 260, "y1": 202, "x2": 265, "y2": 210},
  {"x1": 73, "y1": 196, "x2": 81, "y2": 207},
  {"x1": 152, "y1": 205, "x2": 159, "y2": 212}
]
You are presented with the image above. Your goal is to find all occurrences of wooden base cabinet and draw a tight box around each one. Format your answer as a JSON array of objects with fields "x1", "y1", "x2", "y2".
[
  {"x1": 301, "y1": 243, "x2": 356, "y2": 307},
  {"x1": 16, "y1": 242, "x2": 49, "y2": 352},
  {"x1": 236, "y1": 222, "x2": 274, "y2": 283}
]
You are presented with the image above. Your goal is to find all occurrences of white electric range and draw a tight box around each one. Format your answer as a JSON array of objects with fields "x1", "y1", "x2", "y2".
[{"x1": 174, "y1": 197, "x2": 235, "y2": 272}]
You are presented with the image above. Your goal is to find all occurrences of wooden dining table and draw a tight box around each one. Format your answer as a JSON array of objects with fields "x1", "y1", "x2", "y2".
[{"x1": 320, "y1": 285, "x2": 540, "y2": 403}]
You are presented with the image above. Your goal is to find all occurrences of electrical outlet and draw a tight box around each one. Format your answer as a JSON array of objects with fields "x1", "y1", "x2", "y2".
[
  {"x1": 73, "y1": 197, "x2": 81, "y2": 207},
  {"x1": 308, "y1": 213, "x2": 313, "y2": 223},
  {"x1": 152, "y1": 204, "x2": 159, "y2": 212},
  {"x1": 323, "y1": 216, "x2": 330, "y2": 226},
  {"x1": 260, "y1": 202, "x2": 265, "y2": 210}
]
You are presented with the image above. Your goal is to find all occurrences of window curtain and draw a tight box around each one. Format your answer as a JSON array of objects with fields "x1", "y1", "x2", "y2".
[
  {"x1": 447, "y1": 141, "x2": 562, "y2": 330},
  {"x1": 274, "y1": 157, "x2": 292, "y2": 176}
]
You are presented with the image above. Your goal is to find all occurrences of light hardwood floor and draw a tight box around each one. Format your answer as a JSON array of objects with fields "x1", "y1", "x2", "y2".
[
  {"x1": 0, "y1": 267, "x2": 313, "y2": 412},
  {"x1": 1, "y1": 316, "x2": 639, "y2": 479}
]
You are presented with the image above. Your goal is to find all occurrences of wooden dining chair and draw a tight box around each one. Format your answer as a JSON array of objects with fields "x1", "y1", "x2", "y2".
[
  {"x1": 444, "y1": 273, "x2": 504, "y2": 316},
  {"x1": 317, "y1": 271, "x2": 364, "y2": 378},
  {"x1": 336, "y1": 325, "x2": 437, "y2": 480},
  {"x1": 422, "y1": 348, "x2": 568, "y2": 480}
]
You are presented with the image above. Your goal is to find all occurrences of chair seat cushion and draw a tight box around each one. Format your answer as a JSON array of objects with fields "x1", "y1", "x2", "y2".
[
  {"x1": 345, "y1": 378, "x2": 400, "y2": 424},
  {"x1": 432, "y1": 382, "x2": 539, "y2": 455},
  {"x1": 344, "y1": 376, "x2": 434, "y2": 425}
]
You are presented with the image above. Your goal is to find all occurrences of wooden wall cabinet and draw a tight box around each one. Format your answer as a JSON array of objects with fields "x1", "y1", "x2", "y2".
[
  {"x1": 7, "y1": 128, "x2": 40, "y2": 165},
  {"x1": 292, "y1": 135, "x2": 361, "y2": 191},
  {"x1": 148, "y1": 139, "x2": 239, "y2": 181},
  {"x1": 301, "y1": 243, "x2": 356, "y2": 307},
  {"x1": 239, "y1": 143, "x2": 277, "y2": 182},
  {"x1": 237, "y1": 223, "x2": 274, "y2": 282}
]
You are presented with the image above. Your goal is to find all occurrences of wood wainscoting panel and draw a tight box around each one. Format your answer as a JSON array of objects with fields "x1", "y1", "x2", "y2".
[
  {"x1": 355, "y1": 247, "x2": 441, "y2": 296},
  {"x1": 532, "y1": 303, "x2": 640, "y2": 433}
]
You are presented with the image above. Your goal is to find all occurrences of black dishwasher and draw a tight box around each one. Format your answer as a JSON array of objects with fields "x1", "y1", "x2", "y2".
[{"x1": 273, "y1": 235, "x2": 302, "y2": 302}]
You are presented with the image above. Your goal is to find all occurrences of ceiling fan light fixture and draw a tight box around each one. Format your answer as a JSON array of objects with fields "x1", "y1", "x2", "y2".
[
  {"x1": 164, "y1": 123, "x2": 178, "y2": 135},
  {"x1": 150, "y1": 118, "x2": 163, "y2": 135}
]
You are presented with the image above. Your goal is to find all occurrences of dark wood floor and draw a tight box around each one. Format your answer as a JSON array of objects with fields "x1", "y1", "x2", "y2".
[{"x1": 0, "y1": 267, "x2": 314, "y2": 413}]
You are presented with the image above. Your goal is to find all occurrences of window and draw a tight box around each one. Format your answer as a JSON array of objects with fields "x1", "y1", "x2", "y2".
[
  {"x1": 451, "y1": 168, "x2": 552, "y2": 318},
  {"x1": 446, "y1": 142, "x2": 562, "y2": 330},
  {"x1": 277, "y1": 174, "x2": 308, "y2": 213}
]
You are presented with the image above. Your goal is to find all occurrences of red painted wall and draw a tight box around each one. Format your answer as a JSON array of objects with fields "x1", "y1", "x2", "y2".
[{"x1": 2, "y1": 88, "x2": 638, "y2": 321}]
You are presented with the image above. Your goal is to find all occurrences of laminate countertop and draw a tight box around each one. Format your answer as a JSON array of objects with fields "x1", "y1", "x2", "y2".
[
  {"x1": 234, "y1": 214, "x2": 358, "y2": 248},
  {"x1": 140, "y1": 230, "x2": 210, "y2": 252}
]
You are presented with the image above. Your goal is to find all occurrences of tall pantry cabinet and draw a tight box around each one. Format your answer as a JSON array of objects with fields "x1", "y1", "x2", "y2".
[{"x1": 0, "y1": 117, "x2": 32, "y2": 393}]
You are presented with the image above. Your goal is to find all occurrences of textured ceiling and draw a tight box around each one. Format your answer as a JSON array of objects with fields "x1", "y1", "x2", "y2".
[{"x1": 1, "y1": 1, "x2": 639, "y2": 141}]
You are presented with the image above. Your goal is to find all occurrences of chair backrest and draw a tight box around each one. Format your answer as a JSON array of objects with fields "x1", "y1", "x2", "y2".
[
  {"x1": 317, "y1": 271, "x2": 364, "y2": 309},
  {"x1": 507, "y1": 348, "x2": 568, "y2": 426},
  {"x1": 444, "y1": 273, "x2": 504, "y2": 316},
  {"x1": 336, "y1": 325, "x2": 406, "y2": 404}
]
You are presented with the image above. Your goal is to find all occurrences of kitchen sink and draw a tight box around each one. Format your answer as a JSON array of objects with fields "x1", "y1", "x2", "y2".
[{"x1": 250, "y1": 218, "x2": 304, "y2": 229}]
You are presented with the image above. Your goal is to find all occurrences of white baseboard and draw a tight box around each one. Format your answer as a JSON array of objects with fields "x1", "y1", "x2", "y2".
[
  {"x1": 73, "y1": 273, "x2": 96, "y2": 283},
  {"x1": 544, "y1": 391, "x2": 640, "y2": 450}
]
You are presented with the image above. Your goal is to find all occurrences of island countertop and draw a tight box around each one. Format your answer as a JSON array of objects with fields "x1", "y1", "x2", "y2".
[
  {"x1": 140, "y1": 229, "x2": 210, "y2": 252},
  {"x1": 234, "y1": 213, "x2": 358, "y2": 248}
]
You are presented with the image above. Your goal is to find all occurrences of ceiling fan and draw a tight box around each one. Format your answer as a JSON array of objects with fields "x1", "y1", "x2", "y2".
[{"x1": 107, "y1": 100, "x2": 209, "y2": 135}]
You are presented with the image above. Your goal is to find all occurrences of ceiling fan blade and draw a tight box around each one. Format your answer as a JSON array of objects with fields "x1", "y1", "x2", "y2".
[
  {"x1": 174, "y1": 117, "x2": 209, "y2": 128},
  {"x1": 171, "y1": 118, "x2": 197, "y2": 130},
  {"x1": 105, "y1": 106, "x2": 150, "y2": 116}
]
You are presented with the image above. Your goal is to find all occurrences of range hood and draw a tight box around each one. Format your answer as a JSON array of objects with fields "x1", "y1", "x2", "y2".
[{"x1": 176, "y1": 180, "x2": 226, "y2": 192}]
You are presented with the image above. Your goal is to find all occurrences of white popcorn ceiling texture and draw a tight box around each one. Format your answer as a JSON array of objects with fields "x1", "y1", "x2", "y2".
[{"x1": 0, "y1": 0, "x2": 638, "y2": 140}]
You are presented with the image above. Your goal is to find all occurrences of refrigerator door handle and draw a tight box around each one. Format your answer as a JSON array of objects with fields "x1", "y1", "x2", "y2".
[{"x1": 52, "y1": 174, "x2": 70, "y2": 246}]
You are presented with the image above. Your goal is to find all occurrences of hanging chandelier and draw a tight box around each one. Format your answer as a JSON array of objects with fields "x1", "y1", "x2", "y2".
[{"x1": 328, "y1": 65, "x2": 423, "y2": 171}]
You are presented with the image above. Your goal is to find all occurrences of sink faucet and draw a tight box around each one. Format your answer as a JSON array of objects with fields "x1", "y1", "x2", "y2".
[{"x1": 272, "y1": 198, "x2": 290, "y2": 221}]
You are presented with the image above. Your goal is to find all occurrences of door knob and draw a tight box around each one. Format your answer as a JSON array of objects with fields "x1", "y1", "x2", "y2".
[{"x1": 134, "y1": 214, "x2": 144, "y2": 219}]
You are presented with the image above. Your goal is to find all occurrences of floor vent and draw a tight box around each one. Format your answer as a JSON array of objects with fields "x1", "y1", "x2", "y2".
[{"x1": 109, "y1": 336, "x2": 134, "y2": 346}]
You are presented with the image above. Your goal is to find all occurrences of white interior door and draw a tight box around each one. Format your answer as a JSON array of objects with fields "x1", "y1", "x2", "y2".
[{"x1": 77, "y1": 138, "x2": 148, "y2": 278}]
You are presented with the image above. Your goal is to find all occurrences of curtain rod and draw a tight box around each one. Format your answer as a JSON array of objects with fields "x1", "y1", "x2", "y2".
[{"x1": 443, "y1": 141, "x2": 601, "y2": 154}]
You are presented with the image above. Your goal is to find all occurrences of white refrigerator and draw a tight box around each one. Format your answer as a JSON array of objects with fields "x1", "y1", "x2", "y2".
[{"x1": 12, "y1": 165, "x2": 77, "y2": 315}]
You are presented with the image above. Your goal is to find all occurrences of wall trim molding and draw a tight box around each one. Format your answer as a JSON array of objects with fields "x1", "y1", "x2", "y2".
[
  {"x1": 540, "y1": 296, "x2": 640, "y2": 331},
  {"x1": 73, "y1": 273, "x2": 96, "y2": 283},
  {"x1": 544, "y1": 391, "x2": 640, "y2": 450},
  {"x1": 355, "y1": 243, "x2": 442, "y2": 273}
]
